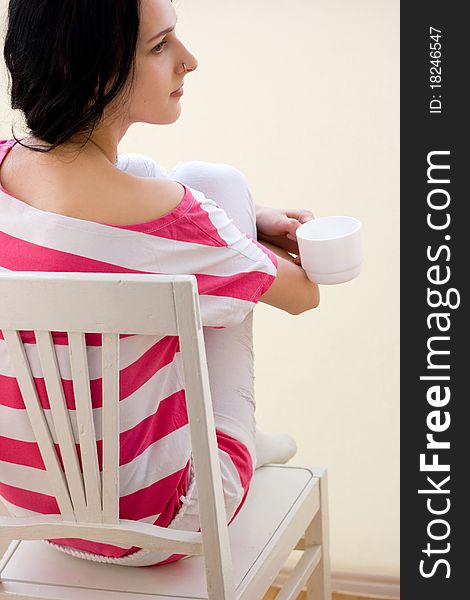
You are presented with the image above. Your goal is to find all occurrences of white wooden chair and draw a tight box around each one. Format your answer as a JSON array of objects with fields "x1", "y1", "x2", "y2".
[{"x1": 0, "y1": 271, "x2": 331, "y2": 600}]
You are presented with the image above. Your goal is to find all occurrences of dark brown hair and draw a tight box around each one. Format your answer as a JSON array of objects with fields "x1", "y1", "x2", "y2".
[{"x1": 3, "y1": 0, "x2": 141, "y2": 152}]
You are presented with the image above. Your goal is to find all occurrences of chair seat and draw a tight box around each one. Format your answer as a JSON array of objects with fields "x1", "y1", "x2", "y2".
[{"x1": 0, "y1": 464, "x2": 320, "y2": 600}]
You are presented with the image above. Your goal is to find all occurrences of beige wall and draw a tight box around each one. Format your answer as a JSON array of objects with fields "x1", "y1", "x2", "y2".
[{"x1": 0, "y1": 0, "x2": 399, "y2": 578}]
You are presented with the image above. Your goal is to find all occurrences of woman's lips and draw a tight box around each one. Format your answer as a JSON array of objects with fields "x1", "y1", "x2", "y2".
[{"x1": 170, "y1": 85, "x2": 184, "y2": 97}]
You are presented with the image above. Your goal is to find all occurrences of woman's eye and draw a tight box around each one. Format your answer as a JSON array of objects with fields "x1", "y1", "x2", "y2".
[{"x1": 152, "y1": 40, "x2": 168, "y2": 54}]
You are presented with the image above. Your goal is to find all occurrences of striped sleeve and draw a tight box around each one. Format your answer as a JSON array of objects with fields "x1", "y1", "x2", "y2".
[{"x1": 182, "y1": 186, "x2": 278, "y2": 328}]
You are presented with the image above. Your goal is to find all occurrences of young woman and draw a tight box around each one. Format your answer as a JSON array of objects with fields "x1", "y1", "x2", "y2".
[{"x1": 0, "y1": 0, "x2": 319, "y2": 566}]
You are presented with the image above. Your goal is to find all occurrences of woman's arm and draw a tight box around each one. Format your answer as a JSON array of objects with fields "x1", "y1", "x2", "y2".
[{"x1": 257, "y1": 240, "x2": 320, "y2": 315}]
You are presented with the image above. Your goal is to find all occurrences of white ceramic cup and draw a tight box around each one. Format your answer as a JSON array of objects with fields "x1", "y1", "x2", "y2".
[{"x1": 296, "y1": 216, "x2": 363, "y2": 284}]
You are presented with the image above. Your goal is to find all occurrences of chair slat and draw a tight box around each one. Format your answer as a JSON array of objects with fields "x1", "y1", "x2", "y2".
[
  {"x1": 101, "y1": 333, "x2": 120, "y2": 524},
  {"x1": 0, "y1": 272, "x2": 182, "y2": 335},
  {"x1": 35, "y1": 330, "x2": 88, "y2": 522},
  {"x1": 0, "y1": 516, "x2": 204, "y2": 555},
  {"x1": 173, "y1": 281, "x2": 236, "y2": 600},
  {"x1": 67, "y1": 331, "x2": 102, "y2": 524},
  {"x1": 1, "y1": 329, "x2": 75, "y2": 521},
  {"x1": 275, "y1": 546, "x2": 322, "y2": 600}
]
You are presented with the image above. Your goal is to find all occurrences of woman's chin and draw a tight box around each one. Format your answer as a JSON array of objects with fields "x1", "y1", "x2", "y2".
[{"x1": 150, "y1": 107, "x2": 182, "y2": 126}]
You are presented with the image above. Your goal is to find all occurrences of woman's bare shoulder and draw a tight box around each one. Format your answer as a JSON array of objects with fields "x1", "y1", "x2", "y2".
[
  {"x1": 109, "y1": 174, "x2": 186, "y2": 225},
  {"x1": 60, "y1": 169, "x2": 186, "y2": 226},
  {"x1": 1, "y1": 144, "x2": 186, "y2": 226}
]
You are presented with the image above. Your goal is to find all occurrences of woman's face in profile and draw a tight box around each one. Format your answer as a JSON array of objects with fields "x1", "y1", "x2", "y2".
[{"x1": 122, "y1": 0, "x2": 198, "y2": 127}]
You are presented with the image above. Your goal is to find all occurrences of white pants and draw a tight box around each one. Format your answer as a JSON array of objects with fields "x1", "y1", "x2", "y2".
[{"x1": 46, "y1": 157, "x2": 260, "y2": 566}]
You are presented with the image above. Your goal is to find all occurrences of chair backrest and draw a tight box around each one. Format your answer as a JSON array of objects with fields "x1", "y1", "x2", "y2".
[{"x1": 0, "y1": 271, "x2": 235, "y2": 597}]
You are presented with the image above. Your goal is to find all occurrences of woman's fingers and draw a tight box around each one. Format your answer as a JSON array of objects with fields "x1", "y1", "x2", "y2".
[
  {"x1": 285, "y1": 209, "x2": 315, "y2": 241},
  {"x1": 285, "y1": 209, "x2": 315, "y2": 223}
]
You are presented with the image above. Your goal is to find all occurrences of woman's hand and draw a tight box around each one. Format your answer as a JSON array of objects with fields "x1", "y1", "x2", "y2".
[{"x1": 256, "y1": 206, "x2": 315, "y2": 265}]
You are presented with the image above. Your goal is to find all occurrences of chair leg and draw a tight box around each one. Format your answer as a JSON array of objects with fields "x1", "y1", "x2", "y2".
[{"x1": 305, "y1": 470, "x2": 331, "y2": 600}]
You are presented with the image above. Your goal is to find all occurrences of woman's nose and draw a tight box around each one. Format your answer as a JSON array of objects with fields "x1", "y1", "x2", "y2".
[
  {"x1": 183, "y1": 54, "x2": 198, "y2": 73},
  {"x1": 178, "y1": 44, "x2": 198, "y2": 73}
]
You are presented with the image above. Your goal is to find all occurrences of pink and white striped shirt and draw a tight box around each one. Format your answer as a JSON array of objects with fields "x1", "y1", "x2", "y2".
[{"x1": 0, "y1": 139, "x2": 278, "y2": 564}]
